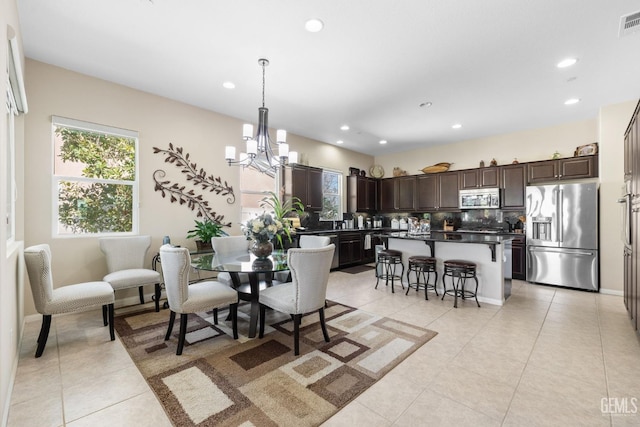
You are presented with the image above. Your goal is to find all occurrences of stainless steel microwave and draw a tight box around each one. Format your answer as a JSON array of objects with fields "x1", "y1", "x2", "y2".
[{"x1": 459, "y1": 188, "x2": 501, "y2": 209}]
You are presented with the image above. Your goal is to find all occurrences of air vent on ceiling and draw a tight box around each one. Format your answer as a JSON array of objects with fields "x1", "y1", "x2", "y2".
[{"x1": 619, "y1": 11, "x2": 640, "y2": 37}]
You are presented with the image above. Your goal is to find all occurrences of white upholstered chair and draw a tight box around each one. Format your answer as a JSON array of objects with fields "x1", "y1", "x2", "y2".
[
  {"x1": 274, "y1": 234, "x2": 332, "y2": 283},
  {"x1": 99, "y1": 235, "x2": 162, "y2": 311},
  {"x1": 299, "y1": 235, "x2": 331, "y2": 248},
  {"x1": 211, "y1": 236, "x2": 251, "y2": 287},
  {"x1": 259, "y1": 244, "x2": 335, "y2": 355},
  {"x1": 159, "y1": 245, "x2": 239, "y2": 355},
  {"x1": 24, "y1": 244, "x2": 115, "y2": 358}
]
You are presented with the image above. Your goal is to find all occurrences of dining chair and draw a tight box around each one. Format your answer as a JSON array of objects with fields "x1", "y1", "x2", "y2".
[
  {"x1": 24, "y1": 244, "x2": 115, "y2": 358},
  {"x1": 258, "y1": 244, "x2": 335, "y2": 355},
  {"x1": 299, "y1": 235, "x2": 331, "y2": 248},
  {"x1": 211, "y1": 236, "x2": 251, "y2": 287},
  {"x1": 99, "y1": 235, "x2": 162, "y2": 311},
  {"x1": 274, "y1": 234, "x2": 331, "y2": 283},
  {"x1": 159, "y1": 245, "x2": 238, "y2": 355}
]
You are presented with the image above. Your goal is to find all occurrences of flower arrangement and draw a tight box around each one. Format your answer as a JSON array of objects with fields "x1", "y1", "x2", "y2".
[{"x1": 242, "y1": 213, "x2": 287, "y2": 244}]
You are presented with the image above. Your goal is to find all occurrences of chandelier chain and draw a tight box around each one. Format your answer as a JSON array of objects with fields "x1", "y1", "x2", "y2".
[{"x1": 261, "y1": 62, "x2": 266, "y2": 108}]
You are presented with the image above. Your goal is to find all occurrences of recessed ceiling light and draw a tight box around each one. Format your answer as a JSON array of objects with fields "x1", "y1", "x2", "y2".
[
  {"x1": 419, "y1": 101, "x2": 433, "y2": 108},
  {"x1": 379, "y1": 140, "x2": 388, "y2": 145},
  {"x1": 336, "y1": 140, "x2": 344, "y2": 144},
  {"x1": 222, "y1": 81, "x2": 235, "y2": 89},
  {"x1": 564, "y1": 98, "x2": 580, "y2": 105},
  {"x1": 340, "y1": 125, "x2": 350, "y2": 131},
  {"x1": 452, "y1": 123, "x2": 462, "y2": 129},
  {"x1": 557, "y1": 58, "x2": 578, "y2": 68},
  {"x1": 305, "y1": 19, "x2": 324, "y2": 33}
]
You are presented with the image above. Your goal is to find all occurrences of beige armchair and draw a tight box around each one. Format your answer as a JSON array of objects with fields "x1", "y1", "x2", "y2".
[
  {"x1": 99, "y1": 235, "x2": 162, "y2": 311},
  {"x1": 259, "y1": 244, "x2": 335, "y2": 355},
  {"x1": 160, "y1": 245, "x2": 238, "y2": 355},
  {"x1": 24, "y1": 244, "x2": 115, "y2": 358}
]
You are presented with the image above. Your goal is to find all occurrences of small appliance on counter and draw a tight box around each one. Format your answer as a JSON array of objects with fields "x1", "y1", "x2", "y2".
[
  {"x1": 399, "y1": 218, "x2": 408, "y2": 230},
  {"x1": 391, "y1": 218, "x2": 400, "y2": 229}
]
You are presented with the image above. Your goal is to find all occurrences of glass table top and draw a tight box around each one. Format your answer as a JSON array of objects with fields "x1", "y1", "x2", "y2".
[{"x1": 191, "y1": 249, "x2": 289, "y2": 273}]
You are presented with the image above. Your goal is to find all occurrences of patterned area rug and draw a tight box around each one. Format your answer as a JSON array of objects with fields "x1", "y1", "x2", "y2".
[{"x1": 114, "y1": 301, "x2": 437, "y2": 426}]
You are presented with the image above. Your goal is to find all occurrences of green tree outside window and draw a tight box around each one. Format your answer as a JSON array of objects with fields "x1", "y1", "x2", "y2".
[{"x1": 54, "y1": 123, "x2": 136, "y2": 234}]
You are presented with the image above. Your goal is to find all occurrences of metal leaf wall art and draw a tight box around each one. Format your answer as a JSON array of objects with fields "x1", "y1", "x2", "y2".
[{"x1": 152, "y1": 143, "x2": 235, "y2": 226}]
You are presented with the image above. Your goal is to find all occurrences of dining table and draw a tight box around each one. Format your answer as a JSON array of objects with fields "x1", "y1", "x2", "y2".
[{"x1": 191, "y1": 249, "x2": 289, "y2": 338}]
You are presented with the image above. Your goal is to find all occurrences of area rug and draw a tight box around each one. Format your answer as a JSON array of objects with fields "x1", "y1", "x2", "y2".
[
  {"x1": 340, "y1": 264, "x2": 376, "y2": 274},
  {"x1": 114, "y1": 301, "x2": 437, "y2": 426}
]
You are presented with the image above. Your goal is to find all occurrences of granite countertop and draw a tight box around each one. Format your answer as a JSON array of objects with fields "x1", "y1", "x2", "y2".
[
  {"x1": 295, "y1": 228, "x2": 388, "y2": 235},
  {"x1": 379, "y1": 231, "x2": 514, "y2": 243}
]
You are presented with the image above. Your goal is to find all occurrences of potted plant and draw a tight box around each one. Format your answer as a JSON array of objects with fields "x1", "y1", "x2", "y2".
[
  {"x1": 259, "y1": 191, "x2": 304, "y2": 248},
  {"x1": 186, "y1": 219, "x2": 228, "y2": 251}
]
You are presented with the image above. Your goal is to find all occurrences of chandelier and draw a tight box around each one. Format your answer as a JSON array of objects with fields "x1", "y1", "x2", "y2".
[{"x1": 225, "y1": 58, "x2": 298, "y2": 176}]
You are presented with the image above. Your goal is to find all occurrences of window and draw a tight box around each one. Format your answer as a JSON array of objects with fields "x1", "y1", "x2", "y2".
[
  {"x1": 52, "y1": 116, "x2": 139, "y2": 236},
  {"x1": 320, "y1": 169, "x2": 342, "y2": 221},
  {"x1": 239, "y1": 166, "x2": 276, "y2": 223},
  {"x1": 5, "y1": 80, "x2": 17, "y2": 243}
]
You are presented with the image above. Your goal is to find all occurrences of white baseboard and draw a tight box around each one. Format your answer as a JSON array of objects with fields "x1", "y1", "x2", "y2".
[{"x1": 599, "y1": 288, "x2": 623, "y2": 297}]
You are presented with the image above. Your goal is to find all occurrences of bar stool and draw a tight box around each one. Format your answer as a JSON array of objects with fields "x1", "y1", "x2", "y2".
[
  {"x1": 406, "y1": 256, "x2": 438, "y2": 300},
  {"x1": 375, "y1": 249, "x2": 404, "y2": 293},
  {"x1": 441, "y1": 259, "x2": 480, "y2": 308}
]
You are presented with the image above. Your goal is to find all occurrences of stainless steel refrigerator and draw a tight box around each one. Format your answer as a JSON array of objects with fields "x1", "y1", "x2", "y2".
[{"x1": 526, "y1": 182, "x2": 599, "y2": 291}]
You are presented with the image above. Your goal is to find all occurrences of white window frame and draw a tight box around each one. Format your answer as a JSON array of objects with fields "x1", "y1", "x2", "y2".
[
  {"x1": 51, "y1": 116, "x2": 139, "y2": 238},
  {"x1": 5, "y1": 79, "x2": 17, "y2": 244},
  {"x1": 319, "y1": 168, "x2": 343, "y2": 221}
]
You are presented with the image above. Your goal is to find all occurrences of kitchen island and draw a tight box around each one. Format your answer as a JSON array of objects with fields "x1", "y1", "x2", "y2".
[{"x1": 378, "y1": 232, "x2": 513, "y2": 306}]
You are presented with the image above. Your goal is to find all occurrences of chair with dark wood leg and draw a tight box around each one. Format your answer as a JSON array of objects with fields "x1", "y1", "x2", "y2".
[
  {"x1": 99, "y1": 236, "x2": 162, "y2": 311},
  {"x1": 258, "y1": 244, "x2": 335, "y2": 355},
  {"x1": 24, "y1": 244, "x2": 115, "y2": 358},
  {"x1": 159, "y1": 244, "x2": 238, "y2": 355}
]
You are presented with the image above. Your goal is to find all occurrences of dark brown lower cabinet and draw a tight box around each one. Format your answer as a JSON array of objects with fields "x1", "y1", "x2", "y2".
[
  {"x1": 339, "y1": 232, "x2": 362, "y2": 266},
  {"x1": 511, "y1": 235, "x2": 526, "y2": 280}
]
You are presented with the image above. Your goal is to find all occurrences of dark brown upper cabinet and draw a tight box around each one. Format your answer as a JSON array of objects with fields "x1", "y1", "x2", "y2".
[
  {"x1": 500, "y1": 164, "x2": 526, "y2": 210},
  {"x1": 527, "y1": 155, "x2": 598, "y2": 184},
  {"x1": 396, "y1": 176, "x2": 416, "y2": 211},
  {"x1": 416, "y1": 171, "x2": 459, "y2": 211},
  {"x1": 377, "y1": 176, "x2": 416, "y2": 212},
  {"x1": 347, "y1": 175, "x2": 378, "y2": 212},
  {"x1": 283, "y1": 165, "x2": 323, "y2": 211},
  {"x1": 460, "y1": 167, "x2": 499, "y2": 189}
]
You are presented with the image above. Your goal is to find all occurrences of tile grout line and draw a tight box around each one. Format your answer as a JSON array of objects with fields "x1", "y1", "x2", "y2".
[
  {"x1": 596, "y1": 298, "x2": 614, "y2": 427},
  {"x1": 498, "y1": 289, "x2": 555, "y2": 426}
]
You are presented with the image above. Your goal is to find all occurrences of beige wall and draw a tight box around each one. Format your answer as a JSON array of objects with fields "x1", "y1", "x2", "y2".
[
  {"x1": 376, "y1": 104, "x2": 636, "y2": 294},
  {"x1": 22, "y1": 59, "x2": 373, "y2": 316},
  {"x1": 598, "y1": 100, "x2": 638, "y2": 294},
  {"x1": 376, "y1": 119, "x2": 598, "y2": 175},
  {"x1": 1, "y1": 0, "x2": 26, "y2": 423}
]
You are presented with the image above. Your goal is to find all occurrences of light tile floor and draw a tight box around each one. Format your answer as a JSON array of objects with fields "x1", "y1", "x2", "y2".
[{"x1": 7, "y1": 271, "x2": 640, "y2": 426}]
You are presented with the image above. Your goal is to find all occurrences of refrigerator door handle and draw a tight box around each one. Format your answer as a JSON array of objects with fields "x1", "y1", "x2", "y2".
[
  {"x1": 528, "y1": 247, "x2": 595, "y2": 256},
  {"x1": 558, "y1": 189, "x2": 563, "y2": 243}
]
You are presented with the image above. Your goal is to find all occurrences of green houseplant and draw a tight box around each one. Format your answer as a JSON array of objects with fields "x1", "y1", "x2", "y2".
[
  {"x1": 186, "y1": 219, "x2": 229, "y2": 251},
  {"x1": 259, "y1": 191, "x2": 304, "y2": 249}
]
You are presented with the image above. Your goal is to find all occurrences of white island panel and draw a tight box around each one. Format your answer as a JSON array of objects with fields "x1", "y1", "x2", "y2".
[{"x1": 387, "y1": 237, "x2": 509, "y2": 306}]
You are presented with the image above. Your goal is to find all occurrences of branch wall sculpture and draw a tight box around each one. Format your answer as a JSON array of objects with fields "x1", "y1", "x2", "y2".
[{"x1": 152, "y1": 143, "x2": 235, "y2": 226}]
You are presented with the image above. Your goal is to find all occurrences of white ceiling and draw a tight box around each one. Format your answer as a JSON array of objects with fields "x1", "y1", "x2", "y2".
[{"x1": 16, "y1": 0, "x2": 640, "y2": 156}]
